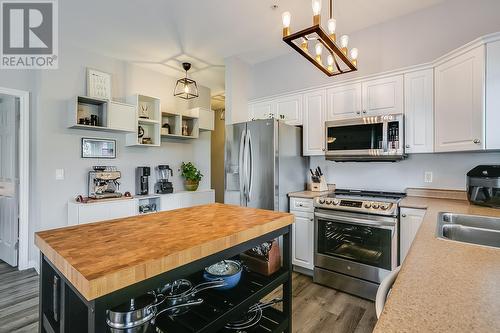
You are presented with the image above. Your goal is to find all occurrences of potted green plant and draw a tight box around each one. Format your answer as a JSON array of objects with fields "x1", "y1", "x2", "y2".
[{"x1": 180, "y1": 162, "x2": 203, "y2": 191}]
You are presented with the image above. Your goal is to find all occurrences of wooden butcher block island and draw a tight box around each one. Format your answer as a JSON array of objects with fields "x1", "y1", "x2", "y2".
[{"x1": 35, "y1": 203, "x2": 294, "y2": 333}]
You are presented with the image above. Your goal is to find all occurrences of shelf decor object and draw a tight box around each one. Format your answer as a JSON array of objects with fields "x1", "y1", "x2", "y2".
[
  {"x1": 281, "y1": 0, "x2": 358, "y2": 77},
  {"x1": 81, "y1": 138, "x2": 116, "y2": 159},
  {"x1": 126, "y1": 94, "x2": 161, "y2": 147},
  {"x1": 181, "y1": 162, "x2": 203, "y2": 191},
  {"x1": 86, "y1": 68, "x2": 112, "y2": 100},
  {"x1": 174, "y1": 62, "x2": 199, "y2": 100}
]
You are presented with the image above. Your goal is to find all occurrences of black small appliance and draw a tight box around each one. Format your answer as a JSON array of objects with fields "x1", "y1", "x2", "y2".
[
  {"x1": 136, "y1": 167, "x2": 151, "y2": 195},
  {"x1": 467, "y1": 165, "x2": 500, "y2": 207},
  {"x1": 156, "y1": 165, "x2": 174, "y2": 194}
]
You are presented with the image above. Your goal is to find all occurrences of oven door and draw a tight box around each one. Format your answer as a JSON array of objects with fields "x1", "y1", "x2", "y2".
[{"x1": 314, "y1": 210, "x2": 398, "y2": 283}]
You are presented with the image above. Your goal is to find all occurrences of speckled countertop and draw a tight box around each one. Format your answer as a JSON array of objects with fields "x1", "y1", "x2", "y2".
[{"x1": 374, "y1": 196, "x2": 500, "y2": 332}]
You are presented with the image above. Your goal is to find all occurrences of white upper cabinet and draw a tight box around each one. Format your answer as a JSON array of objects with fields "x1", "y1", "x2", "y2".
[
  {"x1": 326, "y1": 83, "x2": 362, "y2": 120},
  {"x1": 108, "y1": 101, "x2": 136, "y2": 132},
  {"x1": 435, "y1": 45, "x2": 485, "y2": 152},
  {"x1": 486, "y1": 41, "x2": 500, "y2": 150},
  {"x1": 276, "y1": 94, "x2": 303, "y2": 125},
  {"x1": 361, "y1": 75, "x2": 404, "y2": 116},
  {"x1": 404, "y1": 69, "x2": 434, "y2": 153},
  {"x1": 303, "y1": 90, "x2": 326, "y2": 156},
  {"x1": 249, "y1": 100, "x2": 275, "y2": 120}
]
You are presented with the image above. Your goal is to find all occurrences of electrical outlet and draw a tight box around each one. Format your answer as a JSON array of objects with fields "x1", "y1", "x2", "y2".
[
  {"x1": 424, "y1": 171, "x2": 433, "y2": 183},
  {"x1": 55, "y1": 169, "x2": 65, "y2": 180}
]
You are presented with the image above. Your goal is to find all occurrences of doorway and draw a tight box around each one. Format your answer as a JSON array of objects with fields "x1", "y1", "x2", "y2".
[
  {"x1": 211, "y1": 95, "x2": 225, "y2": 203},
  {"x1": 0, "y1": 88, "x2": 29, "y2": 269}
]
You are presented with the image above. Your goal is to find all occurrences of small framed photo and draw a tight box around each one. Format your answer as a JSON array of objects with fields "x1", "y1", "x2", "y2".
[
  {"x1": 87, "y1": 68, "x2": 112, "y2": 100},
  {"x1": 81, "y1": 138, "x2": 116, "y2": 159}
]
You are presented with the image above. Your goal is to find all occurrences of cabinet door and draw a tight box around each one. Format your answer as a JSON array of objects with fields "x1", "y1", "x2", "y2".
[
  {"x1": 160, "y1": 194, "x2": 181, "y2": 211},
  {"x1": 362, "y1": 75, "x2": 403, "y2": 116},
  {"x1": 78, "y1": 200, "x2": 136, "y2": 224},
  {"x1": 435, "y1": 46, "x2": 485, "y2": 152},
  {"x1": 249, "y1": 101, "x2": 276, "y2": 120},
  {"x1": 108, "y1": 102, "x2": 136, "y2": 132},
  {"x1": 276, "y1": 94, "x2": 303, "y2": 125},
  {"x1": 326, "y1": 83, "x2": 362, "y2": 120},
  {"x1": 404, "y1": 69, "x2": 434, "y2": 153},
  {"x1": 485, "y1": 42, "x2": 500, "y2": 149},
  {"x1": 292, "y1": 211, "x2": 314, "y2": 270},
  {"x1": 198, "y1": 108, "x2": 215, "y2": 131},
  {"x1": 303, "y1": 90, "x2": 326, "y2": 156},
  {"x1": 400, "y1": 208, "x2": 426, "y2": 262}
]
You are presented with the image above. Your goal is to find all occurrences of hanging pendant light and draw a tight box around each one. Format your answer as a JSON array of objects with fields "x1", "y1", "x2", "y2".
[
  {"x1": 174, "y1": 62, "x2": 199, "y2": 100},
  {"x1": 281, "y1": 0, "x2": 358, "y2": 77}
]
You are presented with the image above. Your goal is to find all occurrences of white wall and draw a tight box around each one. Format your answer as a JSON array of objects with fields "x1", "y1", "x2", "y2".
[
  {"x1": 312, "y1": 153, "x2": 500, "y2": 192},
  {"x1": 249, "y1": 0, "x2": 500, "y2": 99},
  {"x1": 0, "y1": 42, "x2": 212, "y2": 268}
]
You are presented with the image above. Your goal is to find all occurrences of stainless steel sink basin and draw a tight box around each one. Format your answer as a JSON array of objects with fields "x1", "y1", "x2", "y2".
[{"x1": 436, "y1": 212, "x2": 500, "y2": 248}]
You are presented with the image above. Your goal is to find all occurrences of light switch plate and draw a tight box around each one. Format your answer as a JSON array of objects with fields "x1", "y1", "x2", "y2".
[
  {"x1": 424, "y1": 171, "x2": 433, "y2": 183},
  {"x1": 55, "y1": 169, "x2": 65, "y2": 180}
]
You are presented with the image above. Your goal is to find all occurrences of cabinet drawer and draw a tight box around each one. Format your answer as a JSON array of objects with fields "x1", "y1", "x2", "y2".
[{"x1": 290, "y1": 197, "x2": 314, "y2": 213}]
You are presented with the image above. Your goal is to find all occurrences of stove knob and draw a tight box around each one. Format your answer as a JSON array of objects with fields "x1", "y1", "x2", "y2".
[
  {"x1": 381, "y1": 204, "x2": 390, "y2": 210},
  {"x1": 325, "y1": 199, "x2": 332, "y2": 205},
  {"x1": 364, "y1": 202, "x2": 372, "y2": 209},
  {"x1": 332, "y1": 199, "x2": 340, "y2": 205},
  {"x1": 319, "y1": 198, "x2": 326, "y2": 204},
  {"x1": 372, "y1": 203, "x2": 380, "y2": 209}
]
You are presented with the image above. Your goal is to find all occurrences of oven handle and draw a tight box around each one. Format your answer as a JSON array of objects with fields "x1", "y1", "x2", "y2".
[{"x1": 315, "y1": 212, "x2": 396, "y2": 230}]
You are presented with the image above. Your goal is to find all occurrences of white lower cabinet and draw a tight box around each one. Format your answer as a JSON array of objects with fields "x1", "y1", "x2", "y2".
[
  {"x1": 68, "y1": 199, "x2": 137, "y2": 225},
  {"x1": 400, "y1": 208, "x2": 426, "y2": 262},
  {"x1": 290, "y1": 198, "x2": 314, "y2": 271},
  {"x1": 68, "y1": 190, "x2": 215, "y2": 225}
]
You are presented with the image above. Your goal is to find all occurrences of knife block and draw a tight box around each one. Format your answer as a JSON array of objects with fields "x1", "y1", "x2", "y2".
[{"x1": 311, "y1": 176, "x2": 328, "y2": 192}]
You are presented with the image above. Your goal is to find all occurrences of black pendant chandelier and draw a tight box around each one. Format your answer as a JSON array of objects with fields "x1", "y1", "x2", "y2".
[{"x1": 174, "y1": 62, "x2": 199, "y2": 100}]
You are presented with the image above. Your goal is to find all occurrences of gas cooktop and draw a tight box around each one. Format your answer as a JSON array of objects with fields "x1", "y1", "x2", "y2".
[{"x1": 314, "y1": 189, "x2": 406, "y2": 216}]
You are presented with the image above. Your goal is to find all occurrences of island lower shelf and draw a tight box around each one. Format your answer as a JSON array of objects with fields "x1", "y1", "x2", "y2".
[{"x1": 38, "y1": 224, "x2": 293, "y2": 333}]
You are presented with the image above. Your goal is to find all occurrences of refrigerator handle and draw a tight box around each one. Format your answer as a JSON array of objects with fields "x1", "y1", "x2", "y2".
[
  {"x1": 246, "y1": 130, "x2": 253, "y2": 202},
  {"x1": 239, "y1": 129, "x2": 247, "y2": 205}
]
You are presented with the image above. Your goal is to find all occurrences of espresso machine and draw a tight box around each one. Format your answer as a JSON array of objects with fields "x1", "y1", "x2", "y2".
[
  {"x1": 88, "y1": 166, "x2": 122, "y2": 199},
  {"x1": 156, "y1": 165, "x2": 174, "y2": 194},
  {"x1": 136, "y1": 167, "x2": 151, "y2": 195}
]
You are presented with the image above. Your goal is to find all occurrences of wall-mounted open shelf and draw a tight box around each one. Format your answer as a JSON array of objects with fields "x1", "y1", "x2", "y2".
[
  {"x1": 126, "y1": 94, "x2": 162, "y2": 147},
  {"x1": 161, "y1": 109, "x2": 200, "y2": 140}
]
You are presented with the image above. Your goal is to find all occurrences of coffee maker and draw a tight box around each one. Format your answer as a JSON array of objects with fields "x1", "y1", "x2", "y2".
[
  {"x1": 156, "y1": 165, "x2": 173, "y2": 194},
  {"x1": 88, "y1": 166, "x2": 122, "y2": 199},
  {"x1": 136, "y1": 167, "x2": 151, "y2": 195}
]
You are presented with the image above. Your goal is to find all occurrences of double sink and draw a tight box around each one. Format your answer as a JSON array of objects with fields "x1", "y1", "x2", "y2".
[{"x1": 436, "y1": 212, "x2": 500, "y2": 248}]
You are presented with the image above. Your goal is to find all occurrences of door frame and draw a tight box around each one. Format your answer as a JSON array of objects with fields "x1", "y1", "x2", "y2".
[{"x1": 0, "y1": 87, "x2": 30, "y2": 270}]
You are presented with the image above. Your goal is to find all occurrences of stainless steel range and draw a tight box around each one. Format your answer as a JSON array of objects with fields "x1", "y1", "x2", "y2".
[{"x1": 313, "y1": 189, "x2": 405, "y2": 301}]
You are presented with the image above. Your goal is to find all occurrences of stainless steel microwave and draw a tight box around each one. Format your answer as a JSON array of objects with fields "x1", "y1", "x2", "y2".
[{"x1": 325, "y1": 114, "x2": 405, "y2": 161}]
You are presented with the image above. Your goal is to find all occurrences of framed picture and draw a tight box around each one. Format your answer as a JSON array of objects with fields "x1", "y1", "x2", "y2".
[
  {"x1": 81, "y1": 138, "x2": 116, "y2": 159},
  {"x1": 87, "y1": 68, "x2": 112, "y2": 100}
]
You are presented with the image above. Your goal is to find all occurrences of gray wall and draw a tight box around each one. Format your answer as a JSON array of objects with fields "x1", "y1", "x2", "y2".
[
  {"x1": 250, "y1": 0, "x2": 500, "y2": 99},
  {"x1": 0, "y1": 42, "x2": 212, "y2": 267},
  {"x1": 240, "y1": 0, "x2": 500, "y2": 194}
]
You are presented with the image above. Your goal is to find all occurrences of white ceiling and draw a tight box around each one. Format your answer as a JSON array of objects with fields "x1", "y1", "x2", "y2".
[{"x1": 62, "y1": 0, "x2": 446, "y2": 94}]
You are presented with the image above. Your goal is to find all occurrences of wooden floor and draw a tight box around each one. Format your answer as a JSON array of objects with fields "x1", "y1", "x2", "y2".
[
  {"x1": 0, "y1": 261, "x2": 39, "y2": 333},
  {"x1": 265, "y1": 272, "x2": 377, "y2": 333},
  {"x1": 0, "y1": 262, "x2": 375, "y2": 333}
]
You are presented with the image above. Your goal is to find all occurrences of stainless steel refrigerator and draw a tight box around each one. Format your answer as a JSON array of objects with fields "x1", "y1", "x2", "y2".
[{"x1": 224, "y1": 119, "x2": 307, "y2": 212}]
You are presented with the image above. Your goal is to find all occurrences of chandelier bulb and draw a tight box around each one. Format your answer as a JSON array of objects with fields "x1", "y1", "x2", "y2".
[
  {"x1": 312, "y1": 0, "x2": 322, "y2": 16},
  {"x1": 327, "y1": 18, "x2": 336, "y2": 35},
  {"x1": 282, "y1": 12, "x2": 291, "y2": 28},
  {"x1": 340, "y1": 35, "x2": 349, "y2": 55},
  {"x1": 350, "y1": 48, "x2": 358, "y2": 60}
]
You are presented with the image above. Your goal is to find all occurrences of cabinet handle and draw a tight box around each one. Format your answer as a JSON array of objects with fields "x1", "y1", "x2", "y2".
[
  {"x1": 473, "y1": 139, "x2": 481, "y2": 144},
  {"x1": 356, "y1": 111, "x2": 361, "y2": 115},
  {"x1": 401, "y1": 214, "x2": 407, "y2": 218},
  {"x1": 322, "y1": 148, "x2": 326, "y2": 151},
  {"x1": 362, "y1": 110, "x2": 367, "y2": 114},
  {"x1": 298, "y1": 203, "x2": 303, "y2": 207},
  {"x1": 405, "y1": 144, "x2": 410, "y2": 148},
  {"x1": 310, "y1": 218, "x2": 314, "y2": 222}
]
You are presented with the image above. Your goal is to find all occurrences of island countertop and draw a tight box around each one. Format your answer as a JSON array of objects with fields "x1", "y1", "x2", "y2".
[
  {"x1": 35, "y1": 203, "x2": 294, "y2": 301},
  {"x1": 374, "y1": 195, "x2": 500, "y2": 333}
]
